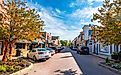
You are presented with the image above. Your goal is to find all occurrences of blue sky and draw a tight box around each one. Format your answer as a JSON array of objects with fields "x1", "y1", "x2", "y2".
[{"x1": 27, "y1": 0, "x2": 104, "y2": 40}]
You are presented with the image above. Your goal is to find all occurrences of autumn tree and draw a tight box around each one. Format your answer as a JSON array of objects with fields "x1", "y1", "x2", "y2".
[
  {"x1": 92, "y1": 0, "x2": 121, "y2": 45},
  {"x1": 0, "y1": 0, "x2": 44, "y2": 62}
]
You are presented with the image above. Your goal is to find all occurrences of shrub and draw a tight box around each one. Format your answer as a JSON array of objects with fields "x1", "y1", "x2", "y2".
[
  {"x1": 112, "y1": 63, "x2": 121, "y2": 69},
  {"x1": 105, "y1": 57, "x2": 110, "y2": 63},
  {"x1": 118, "y1": 51, "x2": 121, "y2": 61},
  {"x1": 112, "y1": 52, "x2": 118, "y2": 55},
  {"x1": 14, "y1": 66, "x2": 22, "y2": 71},
  {"x1": 111, "y1": 52, "x2": 118, "y2": 60},
  {"x1": 7, "y1": 66, "x2": 15, "y2": 72},
  {"x1": 0, "y1": 61, "x2": 3, "y2": 65},
  {"x1": 0, "y1": 65, "x2": 7, "y2": 72}
]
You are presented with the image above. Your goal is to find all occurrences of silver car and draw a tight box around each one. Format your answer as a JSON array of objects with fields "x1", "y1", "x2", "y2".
[{"x1": 46, "y1": 48, "x2": 55, "y2": 55}]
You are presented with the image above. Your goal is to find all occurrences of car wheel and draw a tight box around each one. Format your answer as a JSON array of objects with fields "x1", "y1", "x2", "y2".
[{"x1": 33, "y1": 56, "x2": 37, "y2": 61}]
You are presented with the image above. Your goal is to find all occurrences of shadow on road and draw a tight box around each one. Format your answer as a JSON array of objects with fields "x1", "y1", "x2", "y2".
[{"x1": 54, "y1": 68, "x2": 78, "y2": 75}]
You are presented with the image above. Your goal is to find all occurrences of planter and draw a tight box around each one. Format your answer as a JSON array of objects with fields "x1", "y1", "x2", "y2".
[{"x1": 111, "y1": 55, "x2": 118, "y2": 60}]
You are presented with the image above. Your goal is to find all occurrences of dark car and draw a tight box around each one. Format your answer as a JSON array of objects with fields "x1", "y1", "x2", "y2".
[
  {"x1": 49, "y1": 47, "x2": 59, "y2": 53},
  {"x1": 70, "y1": 46, "x2": 78, "y2": 51},
  {"x1": 57, "y1": 47, "x2": 64, "y2": 52},
  {"x1": 77, "y1": 46, "x2": 89, "y2": 55}
]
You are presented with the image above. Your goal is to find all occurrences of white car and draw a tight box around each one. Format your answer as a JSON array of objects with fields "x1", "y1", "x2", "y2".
[
  {"x1": 27, "y1": 48, "x2": 51, "y2": 61},
  {"x1": 46, "y1": 48, "x2": 55, "y2": 55}
]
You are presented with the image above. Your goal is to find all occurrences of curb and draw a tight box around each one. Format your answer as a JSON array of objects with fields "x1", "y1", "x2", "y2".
[
  {"x1": 69, "y1": 51, "x2": 83, "y2": 75},
  {"x1": 10, "y1": 62, "x2": 33, "y2": 75},
  {"x1": 98, "y1": 62, "x2": 121, "y2": 75}
]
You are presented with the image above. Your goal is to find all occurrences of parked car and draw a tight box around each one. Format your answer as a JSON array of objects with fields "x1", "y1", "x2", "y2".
[
  {"x1": 77, "y1": 46, "x2": 89, "y2": 55},
  {"x1": 27, "y1": 48, "x2": 51, "y2": 61},
  {"x1": 70, "y1": 46, "x2": 78, "y2": 51},
  {"x1": 46, "y1": 48, "x2": 55, "y2": 55},
  {"x1": 49, "y1": 46, "x2": 58, "y2": 53},
  {"x1": 57, "y1": 46, "x2": 64, "y2": 52}
]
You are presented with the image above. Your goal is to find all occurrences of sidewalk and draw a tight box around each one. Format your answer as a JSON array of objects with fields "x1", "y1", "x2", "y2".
[{"x1": 91, "y1": 53, "x2": 112, "y2": 60}]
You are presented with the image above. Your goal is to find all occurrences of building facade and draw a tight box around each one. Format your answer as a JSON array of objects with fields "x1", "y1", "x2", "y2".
[{"x1": 72, "y1": 24, "x2": 121, "y2": 56}]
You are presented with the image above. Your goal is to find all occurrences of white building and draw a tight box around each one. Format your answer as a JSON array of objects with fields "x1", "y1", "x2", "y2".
[{"x1": 72, "y1": 24, "x2": 121, "y2": 56}]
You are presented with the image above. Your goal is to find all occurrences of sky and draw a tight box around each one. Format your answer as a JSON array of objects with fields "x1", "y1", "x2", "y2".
[{"x1": 26, "y1": 0, "x2": 105, "y2": 40}]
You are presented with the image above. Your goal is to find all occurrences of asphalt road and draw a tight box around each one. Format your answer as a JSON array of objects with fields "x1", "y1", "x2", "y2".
[{"x1": 69, "y1": 48, "x2": 120, "y2": 75}]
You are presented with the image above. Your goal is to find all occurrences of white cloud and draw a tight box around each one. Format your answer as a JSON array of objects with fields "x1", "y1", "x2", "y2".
[
  {"x1": 37, "y1": 6, "x2": 81, "y2": 40},
  {"x1": 88, "y1": 0, "x2": 104, "y2": 2},
  {"x1": 71, "y1": 6, "x2": 100, "y2": 19},
  {"x1": 55, "y1": 8, "x2": 61, "y2": 14},
  {"x1": 69, "y1": 0, "x2": 84, "y2": 7},
  {"x1": 27, "y1": 1, "x2": 104, "y2": 40}
]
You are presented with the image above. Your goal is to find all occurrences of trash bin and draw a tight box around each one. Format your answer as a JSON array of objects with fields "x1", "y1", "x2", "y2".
[{"x1": 16, "y1": 48, "x2": 21, "y2": 56}]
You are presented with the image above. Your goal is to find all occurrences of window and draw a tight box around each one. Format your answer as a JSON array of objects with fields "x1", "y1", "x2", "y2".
[
  {"x1": 88, "y1": 30, "x2": 93, "y2": 36},
  {"x1": 89, "y1": 43, "x2": 92, "y2": 45}
]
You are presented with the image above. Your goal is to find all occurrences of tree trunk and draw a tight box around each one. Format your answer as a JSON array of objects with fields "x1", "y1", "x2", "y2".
[
  {"x1": 2, "y1": 39, "x2": 17, "y2": 62},
  {"x1": 9, "y1": 42, "x2": 14, "y2": 60},
  {"x1": 2, "y1": 40, "x2": 9, "y2": 62}
]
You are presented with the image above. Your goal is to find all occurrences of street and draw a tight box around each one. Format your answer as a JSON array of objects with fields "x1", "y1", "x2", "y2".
[
  {"x1": 70, "y1": 48, "x2": 119, "y2": 75},
  {"x1": 19, "y1": 48, "x2": 120, "y2": 75}
]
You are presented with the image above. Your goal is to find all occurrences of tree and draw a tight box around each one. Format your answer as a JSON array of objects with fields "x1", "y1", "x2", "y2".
[
  {"x1": 92, "y1": 0, "x2": 121, "y2": 45},
  {"x1": 0, "y1": 0, "x2": 44, "y2": 62},
  {"x1": 60, "y1": 40, "x2": 69, "y2": 46}
]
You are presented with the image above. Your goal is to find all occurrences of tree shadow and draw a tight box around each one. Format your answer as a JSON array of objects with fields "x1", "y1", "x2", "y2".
[
  {"x1": 61, "y1": 56, "x2": 72, "y2": 58},
  {"x1": 54, "y1": 68, "x2": 78, "y2": 75}
]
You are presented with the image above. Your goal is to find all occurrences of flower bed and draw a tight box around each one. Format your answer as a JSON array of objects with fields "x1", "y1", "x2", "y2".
[{"x1": 0, "y1": 58, "x2": 31, "y2": 75}]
